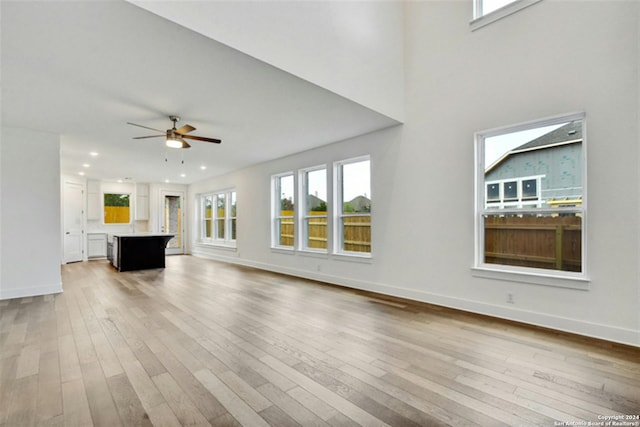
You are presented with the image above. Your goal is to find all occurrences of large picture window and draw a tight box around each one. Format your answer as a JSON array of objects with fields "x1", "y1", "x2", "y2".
[
  {"x1": 197, "y1": 189, "x2": 236, "y2": 247},
  {"x1": 475, "y1": 113, "x2": 586, "y2": 278}
]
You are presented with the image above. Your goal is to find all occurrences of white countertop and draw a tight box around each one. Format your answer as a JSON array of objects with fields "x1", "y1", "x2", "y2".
[{"x1": 110, "y1": 233, "x2": 174, "y2": 238}]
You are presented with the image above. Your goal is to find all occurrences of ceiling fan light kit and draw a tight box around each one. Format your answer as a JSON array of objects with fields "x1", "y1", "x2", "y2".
[{"x1": 128, "y1": 115, "x2": 222, "y2": 150}]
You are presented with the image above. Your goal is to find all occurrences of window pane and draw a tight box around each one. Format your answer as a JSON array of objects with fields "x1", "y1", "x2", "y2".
[
  {"x1": 487, "y1": 183, "x2": 500, "y2": 202},
  {"x1": 522, "y1": 179, "x2": 537, "y2": 199},
  {"x1": 504, "y1": 181, "x2": 517, "y2": 200},
  {"x1": 204, "y1": 196, "x2": 213, "y2": 218},
  {"x1": 279, "y1": 175, "x2": 294, "y2": 212},
  {"x1": 341, "y1": 216, "x2": 371, "y2": 253},
  {"x1": 484, "y1": 120, "x2": 582, "y2": 209},
  {"x1": 104, "y1": 193, "x2": 130, "y2": 224},
  {"x1": 305, "y1": 217, "x2": 327, "y2": 249},
  {"x1": 204, "y1": 219, "x2": 212, "y2": 238},
  {"x1": 216, "y1": 194, "x2": 225, "y2": 219},
  {"x1": 230, "y1": 191, "x2": 237, "y2": 218},
  {"x1": 216, "y1": 219, "x2": 225, "y2": 239},
  {"x1": 484, "y1": 213, "x2": 582, "y2": 272},
  {"x1": 278, "y1": 218, "x2": 294, "y2": 246},
  {"x1": 230, "y1": 218, "x2": 237, "y2": 240},
  {"x1": 342, "y1": 160, "x2": 371, "y2": 215}
]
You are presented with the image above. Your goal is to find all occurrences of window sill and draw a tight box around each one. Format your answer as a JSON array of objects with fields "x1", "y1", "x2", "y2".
[
  {"x1": 472, "y1": 265, "x2": 589, "y2": 290},
  {"x1": 299, "y1": 250, "x2": 329, "y2": 259},
  {"x1": 196, "y1": 241, "x2": 237, "y2": 251},
  {"x1": 271, "y1": 246, "x2": 295, "y2": 255},
  {"x1": 470, "y1": 0, "x2": 542, "y2": 31},
  {"x1": 332, "y1": 252, "x2": 373, "y2": 264}
]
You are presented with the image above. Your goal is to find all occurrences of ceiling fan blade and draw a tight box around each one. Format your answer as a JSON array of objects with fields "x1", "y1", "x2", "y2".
[
  {"x1": 127, "y1": 122, "x2": 164, "y2": 133},
  {"x1": 133, "y1": 135, "x2": 163, "y2": 139},
  {"x1": 182, "y1": 134, "x2": 222, "y2": 144},
  {"x1": 176, "y1": 124, "x2": 196, "y2": 135}
]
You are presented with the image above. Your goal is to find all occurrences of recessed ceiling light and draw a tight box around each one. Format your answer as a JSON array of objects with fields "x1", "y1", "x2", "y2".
[
  {"x1": 200, "y1": 165, "x2": 207, "y2": 170},
  {"x1": 82, "y1": 163, "x2": 90, "y2": 168},
  {"x1": 180, "y1": 173, "x2": 186, "y2": 178},
  {"x1": 165, "y1": 179, "x2": 170, "y2": 183},
  {"x1": 78, "y1": 171, "x2": 85, "y2": 176},
  {"x1": 117, "y1": 179, "x2": 123, "y2": 183},
  {"x1": 89, "y1": 152, "x2": 99, "y2": 157}
]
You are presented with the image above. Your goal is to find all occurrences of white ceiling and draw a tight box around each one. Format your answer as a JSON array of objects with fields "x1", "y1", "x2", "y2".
[{"x1": 1, "y1": 1, "x2": 399, "y2": 185}]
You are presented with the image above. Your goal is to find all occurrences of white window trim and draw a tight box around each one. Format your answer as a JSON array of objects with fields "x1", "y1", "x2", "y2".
[
  {"x1": 485, "y1": 174, "x2": 545, "y2": 209},
  {"x1": 334, "y1": 155, "x2": 372, "y2": 258},
  {"x1": 196, "y1": 189, "x2": 236, "y2": 249},
  {"x1": 271, "y1": 172, "x2": 296, "y2": 250},
  {"x1": 474, "y1": 112, "x2": 588, "y2": 287},
  {"x1": 298, "y1": 165, "x2": 329, "y2": 254},
  {"x1": 471, "y1": 0, "x2": 542, "y2": 31}
]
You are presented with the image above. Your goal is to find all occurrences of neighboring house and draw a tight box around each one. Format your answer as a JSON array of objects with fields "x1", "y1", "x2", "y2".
[
  {"x1": 307, "y1": 194, "x2": 326, "y2": 211},
  {"x1": 485, "y1": 121, "x2": 582, "y2": 209},
  {"x1": 348, "y1": 195, "x2": 371, "y2": 212}
]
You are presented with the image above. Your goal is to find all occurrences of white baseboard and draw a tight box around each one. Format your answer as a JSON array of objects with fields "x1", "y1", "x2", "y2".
[
  {"x1": 0, "y1": 282, "x2": 63, "y2": 300},
  {"x1": 192, "y1": 250, "x2": 640, "y2": 348}
]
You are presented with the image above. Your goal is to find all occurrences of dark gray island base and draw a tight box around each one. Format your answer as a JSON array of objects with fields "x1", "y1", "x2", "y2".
[{"x1": 107, "y1": 234, "x2": 174, "y2": 272}]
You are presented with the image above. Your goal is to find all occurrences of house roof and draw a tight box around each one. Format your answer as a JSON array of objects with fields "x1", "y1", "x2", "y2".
[
  {"x1": 486, "y1": 121, "x2": 582, "y2": 174},
  {"x1": 511, "y1": 121, "x2": 582, "y2": 153}
]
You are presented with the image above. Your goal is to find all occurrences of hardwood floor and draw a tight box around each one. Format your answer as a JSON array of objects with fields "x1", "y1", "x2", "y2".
[{"x1": 1, "y1": 255, "x2": 639, "y2": 426}]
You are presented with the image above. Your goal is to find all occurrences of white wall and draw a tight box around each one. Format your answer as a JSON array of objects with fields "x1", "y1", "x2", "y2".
[
  {"x1": 128, "y1": 0, "x2": 405, "y2": 122},
  {"x1": 190, "y1": 1, "x2": 639, "y2": 346},
  {"x1": 1, "y1": 127, "x2": 62, "y2": 299}
]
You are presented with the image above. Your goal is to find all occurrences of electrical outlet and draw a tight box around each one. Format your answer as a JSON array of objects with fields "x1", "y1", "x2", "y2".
[{"x1": 507, "y1": 293, "x2": 515, "y2": 304}]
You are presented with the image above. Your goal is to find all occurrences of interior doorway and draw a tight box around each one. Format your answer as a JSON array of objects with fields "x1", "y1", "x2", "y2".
[
  {"x1": 161, "y1": 191, "x2": 185, "y2": 255},
  {"x1": 63, "y1": 181, "x2": 84, "y2": 263}
]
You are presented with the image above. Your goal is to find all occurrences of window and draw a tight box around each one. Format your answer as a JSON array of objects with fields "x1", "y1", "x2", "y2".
[
  {"x1": 272, "y1": 173, "x2": 295, "y2": 248},
  {"x1": 471, "y1": 0, "x2": 542, "y2": 31},
  {"x1": 104, "y1": 193, "x2": 130, "y2": 224},
  {"x1": 475, "y1": 113, "x2": 585, "y2": 279},
  {"x1": 301, "y1": 166, "x2": 327, "y2": 251},
  {"x1": 335, "y1": 157, "x2": 371, "y2": 255},
  {"x1": 202, "y1": 195, "x2": 213, "y2": 238},
  {"x1": 215, "y1": 193, "x2": 226, "y2": 240},
  {"x1": 272, "y1": 157, "x2": 372, "y2": 257},
  {"x1": 197, "y1": 189, "x2": 236, "y2": 247}
]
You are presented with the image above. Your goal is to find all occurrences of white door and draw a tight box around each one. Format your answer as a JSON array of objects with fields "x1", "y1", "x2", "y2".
[
  {"x1": 161, "y1": 191, "x2": 184, "y2": 255},
  {"x1": 63, "y1": 181, "x2": 84, "y2": 263}
]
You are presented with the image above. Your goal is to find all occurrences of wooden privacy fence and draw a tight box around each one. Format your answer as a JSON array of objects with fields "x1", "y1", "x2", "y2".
[
  {"x1": 484, "y1": 215, "x2": 582, "y2": 272},
  {"x1": 278, "y1": 211, "x2": 371, "y2": 253}
]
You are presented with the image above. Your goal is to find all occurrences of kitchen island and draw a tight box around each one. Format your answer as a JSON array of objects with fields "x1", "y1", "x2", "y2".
[{"x1": 107, "y1": 233, "x2": 174, "y2": 272}]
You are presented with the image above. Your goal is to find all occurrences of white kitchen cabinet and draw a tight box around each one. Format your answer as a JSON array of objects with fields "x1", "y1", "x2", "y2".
[
  {"x1": 87, "y1": 180, "x2": 101, "y2": 220},
  {"x1": 135, "y1": 183, "x2": 149, "y2": 220},
  {"x1": 87, "y1": 233, "x2": 107, "y2": 258}
]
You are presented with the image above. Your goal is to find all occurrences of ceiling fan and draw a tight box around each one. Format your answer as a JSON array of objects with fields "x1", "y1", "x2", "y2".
[{"x1": 127, "y1": 116, "x2": 221, "y2": 149}]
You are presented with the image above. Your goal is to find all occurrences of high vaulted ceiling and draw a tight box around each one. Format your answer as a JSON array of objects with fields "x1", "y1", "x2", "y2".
[{"x1": 1, "y1": 1, "x2": 399, "y2": 184}]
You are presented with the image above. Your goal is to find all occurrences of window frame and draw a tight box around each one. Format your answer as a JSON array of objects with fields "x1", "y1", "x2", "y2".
[
  {"x1": 473, "y1": 112, "x2": 588, "y2": 286},
  {"x1": 196, "y1": 189, "x2": 236, "y2": 248},
  {"x1": 333, "y1": 156, "x2": 372, "y2": 258},
  {"x1": 271, "y1": 172, "x2": 296, "y2": 250},
  {"x1": 470, "y1": 0, "x2": 542, "y2": 31},
  {"x1": 299, "y1": 165, "x2": 328, "y2": 254}
]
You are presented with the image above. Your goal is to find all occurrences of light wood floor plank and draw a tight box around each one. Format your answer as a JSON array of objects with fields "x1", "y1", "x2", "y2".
[{"x1": 0, "y1": 256, "x2": 638, "y2": 427}]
